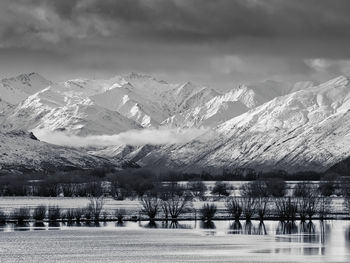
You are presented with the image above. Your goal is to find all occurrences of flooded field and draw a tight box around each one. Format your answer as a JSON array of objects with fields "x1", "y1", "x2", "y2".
[
  {"x1": 1, "y1": 220, "x2": 350, "y2": 262},
  {"x1": 0, "y1": 196, "x2": 346, "y2": 217}
]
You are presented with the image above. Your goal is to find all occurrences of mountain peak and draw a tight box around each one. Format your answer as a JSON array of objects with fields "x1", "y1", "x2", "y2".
[
  {"x1": 321, "y1": 75, "x2": 349, "y2": 88},
  {"x1": 2, "y1": 72, "x2": 48, "y2": 83}
]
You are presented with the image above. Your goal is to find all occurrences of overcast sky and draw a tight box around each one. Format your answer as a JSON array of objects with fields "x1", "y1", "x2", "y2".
[{"x1": 1, "y1": 0, "x2": 350, "y2": 90}]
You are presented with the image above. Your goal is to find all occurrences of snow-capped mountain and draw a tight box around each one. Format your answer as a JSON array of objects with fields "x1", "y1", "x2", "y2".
[
  {"x1": 1, "y1": 73, "x2": 219, "y2": 135},
  {"x1": 0, "y1": 130, "x2": 113, "y2": 173},
  {"x1": 2, "y1": 86, "x2": 141, "y2": 135},
  {"x1": 91, "y1": 75, "x2": 219, "y2": 127},
  {"x1": 1, "y1": 71, "x2": 349, "y2": 175},
  {"x1": 139, "y1": 76, "x2": 350, "y2": 173},
  {"x1": 0, "y1": 72, "x2": 52, "y2": 105},
  {"x1": 163, "y1": 80, "x2": 314, "y2": 128},
  {"x1": 0, "y1": 73, "x2": 52, "y2": 122}
]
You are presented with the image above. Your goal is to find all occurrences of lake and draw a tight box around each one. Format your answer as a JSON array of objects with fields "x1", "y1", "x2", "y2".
[{"x1": 1, "y1": 220, "x2": 350, "y2": 262}]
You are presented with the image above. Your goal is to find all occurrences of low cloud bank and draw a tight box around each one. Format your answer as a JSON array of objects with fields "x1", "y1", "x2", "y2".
[{"x1": 33, "y1": 127, "x2": 213, "y2": 147}]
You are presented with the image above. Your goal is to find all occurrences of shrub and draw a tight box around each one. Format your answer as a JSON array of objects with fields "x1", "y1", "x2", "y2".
[
  {"x1": 36, "y1": 182, "x2": 59, "y2": 197},
  {"x1": 318, "y1": 197, "x2": 331, "y2": 220},
  {"x1": 66, "y1": 208, "x2": 75, "y2": 221},
  {"x1": 319, "y1": 175, "x2": 336, "y2": 197},
  {"x1": 83, "y1": 182, "x2": 104, "y2": 197},
  {"x1": 61, "y1": 184, "x2": 77, "y2": 197},
  {"x1": 74, "y1": 208, "x2": 83, "y2": 222},
  {"x1": 84, "y1": 207, "x2": 93, "y2": 221},
  {"x1": 266, "y1": 178, "x2": 286, "y2": 197},
  {"x1": 225, "y1": 197, "x2": 243, "y2": 220},
  {"x1": 140, "y1": 196, "x2": 160, "y2": 220},
  {"x1": 101, "y1": 211, "x2": 109, "y2": 221},
  {"x1": 341, "y1": 178, "x2": 350, "y2": 197},
  {"x1": 13, "y1": 207, "x2": 31, "y2": 223},
  {"x1": 211, "y1": 182, "x2": 230, "y2": 197},
  {"x1": 48, "y1": 206, "x2": 61, "y2": 221},
  {"x1": 6, "y1": 182, "x2": 27, "y2": 196},
  {"x1": 87, "y1": 196, "x2": 104, "y2": 221},
  {"x1": 293, "y1": 182, "x2": 316, "y2": 198},
  {"x1": 200, "y1": 203, "x2": 217, "y2": 221},
  {"x1": 115, "y1": 209, "x2": 126, "y2": 223},
  {"x1": 0, "y1": 210, "x2": 7, "y2": 223},
  {"x1": 240, "y1": 180, "x2": 268, "y2": 198},
  {"x1": 188, "y1": 181, "x2": 207, "y2": 200},
  {"x1": 33, "y1": 205, "x2": 47, "y2": 221}
]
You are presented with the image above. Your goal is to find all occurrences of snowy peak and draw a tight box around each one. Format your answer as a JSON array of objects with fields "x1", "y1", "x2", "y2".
[
  {"x1": 162, "y1": 79, "x2": 302, "y2": 128},
  {"x1": 3, "y1": 87, "x2": 141, "y2": 135},
  {"x1": 0, "y1": 72, "x2": 51, "y2": 105},
  {"x1": 319, "y1": 75, "x2": 349, "y2": 88}
]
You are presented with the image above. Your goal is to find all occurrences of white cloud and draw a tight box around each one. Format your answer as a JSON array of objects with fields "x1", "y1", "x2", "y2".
[{"x1": 33, "y1": 127, "x2": 213, "y2": 147}]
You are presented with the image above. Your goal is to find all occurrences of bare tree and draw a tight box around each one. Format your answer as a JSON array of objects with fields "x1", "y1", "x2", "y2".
[
  {"x1": 161, "y1": 195, "x2": 192, "y2": 220},
  {"x1": 256, "y1": 197, "x2": 270, "y2": 221},
  {"x1": 275, "y1": 197, "x2": 298, "y2": 221},
  {"x1": 241, "y1": 197, "x2": 256, "y2": 221},
  {"x1": 87, "y1": 195, "x2": 105, "y2": 221},
  {"x1": 140, "y1": 196, "x2": 160, "y2": 220},
  {"x1": 199, "y1": 203, "x2": 217, "y2": 221},
  {"x1": 225, "y1": 196, "x2": 243, "y2": 220}
]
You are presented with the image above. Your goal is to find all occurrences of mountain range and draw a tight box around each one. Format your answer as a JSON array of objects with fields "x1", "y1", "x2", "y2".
[{"x1": 0, "y1": 72, "x2": 349, "y2": 175}]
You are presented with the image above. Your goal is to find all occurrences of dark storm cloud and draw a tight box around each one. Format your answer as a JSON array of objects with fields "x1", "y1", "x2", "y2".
[
  {"x1": 2, "y1": 0, "x2": 350, "y2": 45},
  {"x1": 40, "y1": 0, "x2": 350, "y2": 41},
  {"x1": 1, "y1": 0, "x2": 350, "y2": 88}
]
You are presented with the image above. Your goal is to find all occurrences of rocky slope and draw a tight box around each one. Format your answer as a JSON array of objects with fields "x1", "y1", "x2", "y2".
[{"x1": 0, "y1": 131, "x2": 114, "y2": 173}]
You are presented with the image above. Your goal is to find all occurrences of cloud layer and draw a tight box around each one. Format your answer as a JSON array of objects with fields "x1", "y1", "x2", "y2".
[{"x1": 33, "y1": 127, "x2": 213, "y2": 147}]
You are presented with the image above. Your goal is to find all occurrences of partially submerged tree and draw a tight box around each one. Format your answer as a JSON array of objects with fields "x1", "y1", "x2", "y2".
[
  {"x1": 140, "y1": 196, "x2": 160, "y2": 221},
  {"x1": 161, "y1": 195, "x2": 192, "y2": 220},
  {"x1": 256, "y1": 197, "x2": 270, "y2": 221},
  {"x1": 241, "y1": 197, "x2": 256, "y2": 221},
  {"x1": 33, "y1": 205, "x2": 47, "y2": 221},
  {"x1": 48, "y1": 206, "x2": 61, "y2": 221},
  {"x1": 13, "y1": 207, "x2": 31, "y2": 224},
  {"x1": 275, "y1": 197, "x2": 298, "y2": 221},
  {"x1": 200, "y1": 203, "x2": 217, "y2": 221},
  {"x1": 87, "y1": 196, "x2": 104, "y2": 221},
  {"x1": 225, "y1": 197, "x2": 243, "y2": 220}
]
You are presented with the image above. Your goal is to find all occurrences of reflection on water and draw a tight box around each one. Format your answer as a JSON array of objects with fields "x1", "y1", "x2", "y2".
[
  {"x1": 115, "y1": 221, "x2": 125, "y2": 227},
  {"x1": 200, "y1": 220, "x2": 216, "y2": 229},
  {"x1": 258, "y1": 222, "x2": 267, "y2": 235},
  {"x1": 276, "y1": 221, "x2": 298, "y2": 235},
  {"x1": 143, "y1": 221, "x2": 158, "y2": 228},
  {"x1": 33, "y1": 222, "x2": 46, "y2": 230},
  {"x1": 228, "y1": 220, "x2": 242, "y2": 234},
  {"x1": 14, "y1": 223, "x2": 31, "y2": 231},
  {"x1": 2, "y1": 219, "x2": 350, "y2": 259}
]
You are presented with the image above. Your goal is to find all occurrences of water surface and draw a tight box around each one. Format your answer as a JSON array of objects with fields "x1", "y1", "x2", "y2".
[{"x1": 1, "y1": 220, "x2": 350, "y2": 262}]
